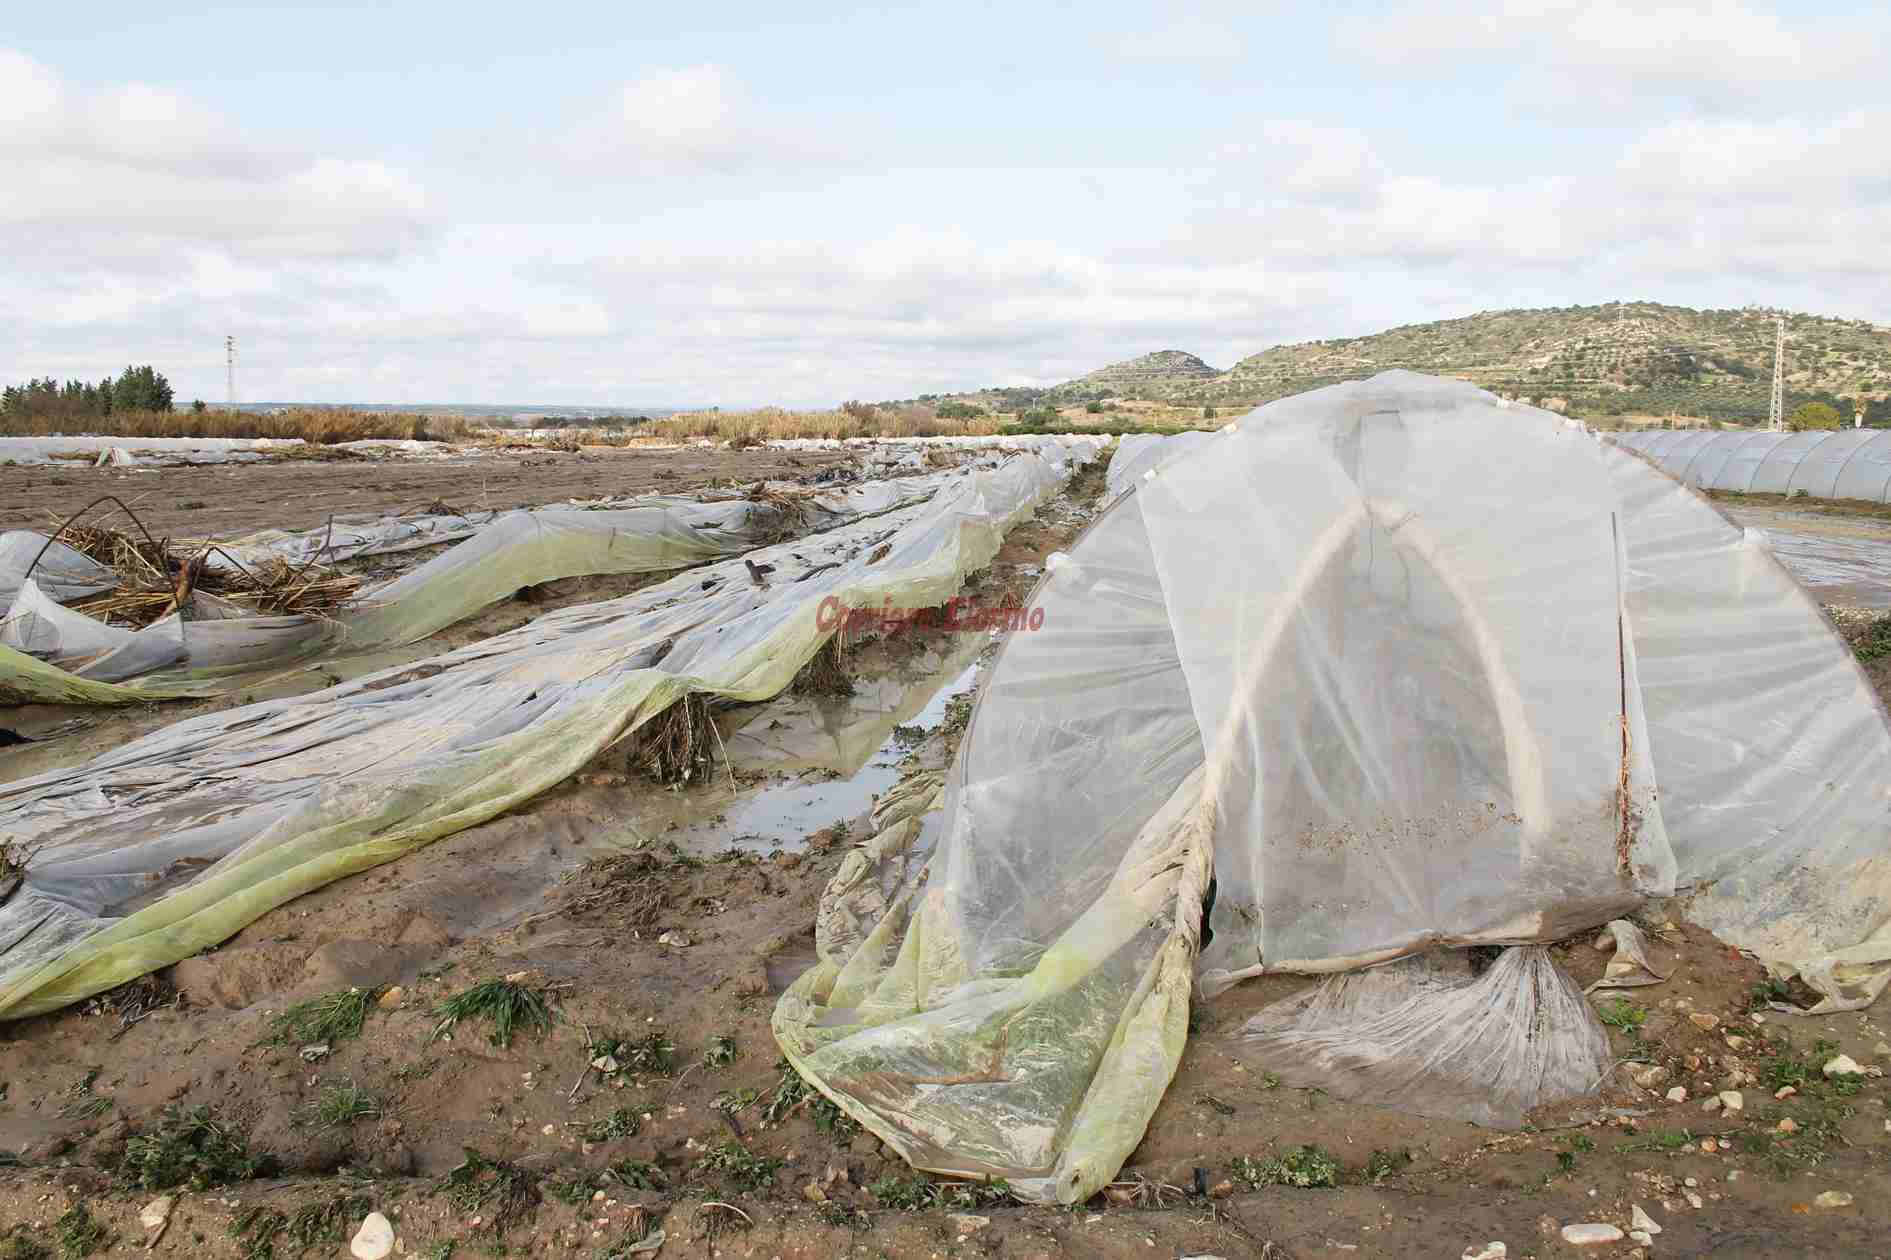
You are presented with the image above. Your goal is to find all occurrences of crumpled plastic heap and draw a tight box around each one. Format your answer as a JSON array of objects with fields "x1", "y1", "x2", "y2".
[
  {"x1": 0, "y1": 446, "x2": 1076, "y2": 703},
  {"x1": 0, "y1": 438, "x2": 1100, "y2": 1022},
  {"x1": 775, "y1": 371, "x2": 1891, "y2": 1203}
]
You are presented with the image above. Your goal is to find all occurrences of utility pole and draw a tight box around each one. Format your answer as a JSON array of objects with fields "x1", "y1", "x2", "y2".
[
  {"x1": 226, "y1": 335, "x2": 237, "y2": 406},
  {"x1": 1768, "y1": 315, "x2": 1785, "y2": 431}
]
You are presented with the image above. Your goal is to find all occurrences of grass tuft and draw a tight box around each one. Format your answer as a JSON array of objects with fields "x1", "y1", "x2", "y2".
[
  {"x1": 55, "y1": 1205, "x2": 109, "y2": 1259},
  {"x1": 431, "y1": 980, "x2": 554, "y2": 1048},
  {"x1": 438, "y1": 1149, "x2": 540, "y2": 1236},
  {"x1": 760, "y1": 1059, "x2": 861, "y2": 1141},
  {"x1": 121, "y1": 1104, "x2": 269, "y2": 1191},
  {"x1": 701, "y1": 1033, "x2": 739, "y2": 1069},
  {"x1": 295, "y1": 1079, "x2": 383, "y2": 1129},
  {"x1": 266, "y1": 987, "x2": 383, "y2": 1046}
]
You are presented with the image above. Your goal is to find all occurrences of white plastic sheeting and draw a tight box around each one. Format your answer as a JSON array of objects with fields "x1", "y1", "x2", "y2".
[
  {"x1": 0, "y1": 436, "x2": 303, "y2": 466},
  {"x1": 774, "y1": 372, "x2": 1891, "y2": 1204},
  {"x1": 0, "y1": 532, "x2": 119, "y2": 610},
  {"x1": 1103, "y1": 430, "x2": 1212, "y2": 500},
  {"x1": 1615, "y1": 428, "x2": 1891, "y2": 502},
  {"x1": 0, "y1": 478, "x2": 953, "y2": 702},
  {"x1": 0, "y1": 439, "x2": 1100, "y2": 1021}
]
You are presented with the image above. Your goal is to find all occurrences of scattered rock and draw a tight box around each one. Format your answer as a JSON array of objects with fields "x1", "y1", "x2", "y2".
[
  {"x1": 1719, "y1": 1090, "x2": 1744, "y2": 1113},
  {"x1": 1823, "y1": 1054, "x2": 1862, "y2": 1078},
  {"x1": 1631, "y1": 1065, "x2": 1669, "y2": 1089},
  {"x1": 1813, "y1": 1191, "x2": 1854, "y2": 1210},
  {"x1": 1688, "y1": 1012, "x2": 1719, "y2": 1030},
  {"x1": 1208, "y1": 1179, "x2": 1234, "y2": 1199},
  {"x1": 656, "y1": 931, "x2": 691, "y2": 948},
  {"x1": 377, "y1": 986, "x2": 404, "y2": 1008},
  {"x1": 1462, "y1": 1244, "x2": 1506, "y2": 1260},
  {"x1": 802, "y1": 1181, "x2": 827, "y2": 1203},
  {"x1": 948, "y1": 1213, "x2": 990, "y2": 1234},
  {"x1": 1701, "y1": 1096, "x2": 1722, "y2": 1112},
  {"x1": 350, "y1": 1211, "x2": 395, "y2": 1260},
  {"x1": 1778, "y1": 1118, "x2": 1799, "y2": 1134},
  {"x1": 1665, "y1": 1086, "x2": 1687, "y2": 1102},
  {"x1": 591, "y1": 1054, "x2": 621, "y2": 1073},
  {"x1": 1725, "y1": 1035, "x2": 1749, "y2": 1050},
  {"x1": 1873, "y1": 1041, "x2": 1891, "y2": 1059},
  {"x1": 139, "y1": 1196, "x2": 175, "y2": 1230},
  {"x1": 1775, "y1": 1086, "x2": 1797, "y2": 1099},
  {"x1": 300, "y1": 1043, "x2": 331, "y2": 1063},
  {"x1": 1561, "y1": 1223, "x2": 1624, "y2": 1246},
  {"x1": 1685, "y1": 1192, "x2": 1704, "y2": 1209},
  {"x1": 1629, "y1": 1231, "x2": 1651, "y2": 1245},
  {"x1": 1631, "y1": 1205, "x2": 1661, "y2": 1236}
]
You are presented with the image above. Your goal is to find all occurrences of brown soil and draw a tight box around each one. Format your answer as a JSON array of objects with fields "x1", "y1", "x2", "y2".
[
  {"x1": 3, "y1": 459, "x2": 1890, "y2": 1258},
  {"x1": 0, "y1": 445, "x2": 850, "y2": 540}
]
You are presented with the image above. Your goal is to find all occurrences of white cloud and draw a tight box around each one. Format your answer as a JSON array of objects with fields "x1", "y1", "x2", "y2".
[
  {"x1": 559, "y1": 64, "x2": 857, "y2": 171},
  {"x1": 1106, "y1": 16, "x2": 1246, "y2": 62},
  {"x1": 1337, "y1": 0, "x2": 1889, "y2": 116},
  {"x1": 0, "y1": 49, "x2": 434, "y2": 267}
]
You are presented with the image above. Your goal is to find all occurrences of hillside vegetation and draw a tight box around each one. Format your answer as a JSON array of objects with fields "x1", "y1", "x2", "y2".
[{"x1": 929, "y1": 303, "x2": 1891, "y2": 425}]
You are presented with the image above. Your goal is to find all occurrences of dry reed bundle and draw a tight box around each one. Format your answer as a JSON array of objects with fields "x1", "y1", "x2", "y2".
[{"x1": 37, "y1": 498, "x2": 362, "y2": 629}]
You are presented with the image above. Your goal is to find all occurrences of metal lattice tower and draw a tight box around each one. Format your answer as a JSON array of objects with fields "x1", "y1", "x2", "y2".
[
  {"x1": 1768, "y1": 316, "x2": 1785, "y2": 430},
  {"x1": 226, "y1": 336, "x2": 236, "y2": 406}
]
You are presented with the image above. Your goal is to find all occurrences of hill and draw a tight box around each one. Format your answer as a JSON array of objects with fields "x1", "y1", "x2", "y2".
[{"x1": 953, "y1": 304, "x2": 1891, "y2": 425}]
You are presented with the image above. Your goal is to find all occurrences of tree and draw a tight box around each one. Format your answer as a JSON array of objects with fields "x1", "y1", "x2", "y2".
[
  {"x1": 1786, "y1": 401, "x2": 1842, "y2": 431},
  {"x1": 112, "y1": 365, "x2": 174, "y2": 412}
]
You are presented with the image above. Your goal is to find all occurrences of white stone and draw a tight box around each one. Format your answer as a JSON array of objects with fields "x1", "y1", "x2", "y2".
[
  {"x1": 1685, "y1": 1192, "x2": 1704, "y2": 1209},
  {"x1": 656, "y1": 930, "x2": 691, "y2": 948},
  {"x1": 1813, "y1": 1191, "x2": 1854, "y2": 1209},
  {"x1": 1665, "y1": 1086, "x2": 1687, "y2": 1102},
  {"x1": 138, "y1": 1197, "x2": 175, "y2": 1230},
  {"x1": 1629, "y1": 1230, "x2": 1651, "y2": 1245},
  {"x1": 1822, "y1": 1054, "x2": 1862, "y2": 1077},
  {"x1": 1718, "y1": 1090, "x2": 1744, "y2": 1113},
  {"x1": 351, "y1": 1211, "x2": 395, "y2": 1260},
  {"x1": 1631, "y1": 1064, "x2": 1668, "y2": 1089},
  {"x1": 1560, "y1": 1223, "x2": 1624, "y2": 1246},
  {"x1": 1461, "y1": 1244, "x2": 1506, "y2": 1260},
  {"x1": 1701, "y1": 1096, "x2": 1722, "y2": 1112},
  {"x1": 947, "y1": 1213, "x2": 990, "y2": 1234},
  {"x1": 1631, "y1": 1205, "x2": 1661, "y2": 1236}
]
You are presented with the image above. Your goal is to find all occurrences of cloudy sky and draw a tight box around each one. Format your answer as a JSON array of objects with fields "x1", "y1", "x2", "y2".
[{"x1": 4, "y1": 2, "x2": 1887, "y2": 407}]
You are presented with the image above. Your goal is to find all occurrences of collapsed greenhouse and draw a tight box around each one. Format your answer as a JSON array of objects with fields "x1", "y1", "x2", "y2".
[
  {"x1": 774, "y1": 371, "x2": 1891, "y2": 1203},
  {"x1": 0, "y1": 436, "x2": 1102, "y2": 1018}
]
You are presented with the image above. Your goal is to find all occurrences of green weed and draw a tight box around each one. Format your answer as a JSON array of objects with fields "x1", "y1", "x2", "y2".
[
  {"x1": 1232, "y1": 1146, "x2": 1341, "y2": 1189},
  {"x1": 55, "y1": 1205, "x2": 108, "y2": 1259},
  {"x1": 266, "y1": 987, "x2": 383, "y2": 1046},
  {"x1": 121, "y1": 1105, "x2": 269, "y2": 1191},
  {"x1": 296, "y1": 1080, "x2": 382, "y2": 1129},
  {"x1": 438, "y1": 1149, "x2": 539, "y2": 1236},
  {"x1": 431, "y1": 980, "x2": 553, "y2": 1049},
  {"x1": 695, "y1": 1139, "x2": 783, "y2": 1193},
  {"x1": 582, "y1": 1108, "x2": 642, "y2": 1142},
  {"x1": 702, "y1": 1034, "x2": 738, "y2": 1068}
]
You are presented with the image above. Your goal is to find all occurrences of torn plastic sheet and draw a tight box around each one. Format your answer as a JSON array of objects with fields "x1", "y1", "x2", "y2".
[
  {"x1": 0, "y1": 532, "x2": 120, "y2": 610},
  {"x1": 0, "y1": 457, "x2": 1034, "y2": 703},
  {"x1": 0, "y1": 439, "x2": 1099, "y2": 1021},
  {"x1": 774, "y1": 372, "x2": 1891, "y2": 1205},
  {"x1": 1586, "y1": 919, "x2": 1675, "y2": 993},
  {"x1": 1237, "y1": 948, "x2": 1612, "y2": 1128}
]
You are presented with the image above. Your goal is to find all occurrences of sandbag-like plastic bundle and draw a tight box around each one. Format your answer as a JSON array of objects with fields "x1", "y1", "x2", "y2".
[{"x1": 775, "y1": 372, "x2": 1891, "y2": 1203}]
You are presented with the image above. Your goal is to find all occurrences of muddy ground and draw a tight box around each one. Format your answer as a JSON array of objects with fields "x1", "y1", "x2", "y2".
[
  {"x1": 0, "y1": 444, "x2": 850, "y2": 539},
  {"x1": 1, "y1": 465, "x2": 1889, "y2": 1258}
]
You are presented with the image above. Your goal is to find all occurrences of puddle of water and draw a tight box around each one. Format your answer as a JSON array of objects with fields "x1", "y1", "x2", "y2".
[
  {"x1": 621, "y1": 633, "x2": 986, "y2": 858},
  {"x1": 1723, "y1": 506, "x2": 1891, "y2": 608}
]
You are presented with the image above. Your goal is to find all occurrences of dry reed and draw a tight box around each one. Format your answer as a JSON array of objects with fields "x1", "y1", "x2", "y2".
[{"x1": 0, "y1": 407, "x2": 474, "y2": 444}]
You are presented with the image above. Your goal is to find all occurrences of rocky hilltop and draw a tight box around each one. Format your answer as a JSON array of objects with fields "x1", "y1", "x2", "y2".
[
  {"x1": 1049, "y1": 349, "x2": 1220, "y2": 400},
  {"x1": 965, "y1": 303, "x2": 1891, "y2": 424}
]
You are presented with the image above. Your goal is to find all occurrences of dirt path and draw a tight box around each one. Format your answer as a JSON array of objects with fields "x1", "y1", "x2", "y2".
[
  {"x1": 2, "y1": 465, "x2": 1889, "y2": 1258},
  {"x1": 0, "y1": 445, "x2": 849, "y2": 540}
]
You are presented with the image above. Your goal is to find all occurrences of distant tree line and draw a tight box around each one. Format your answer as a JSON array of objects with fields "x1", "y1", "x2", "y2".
[{"x1": 1, "y1": 366, "x2": 175, "y2": 418}]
